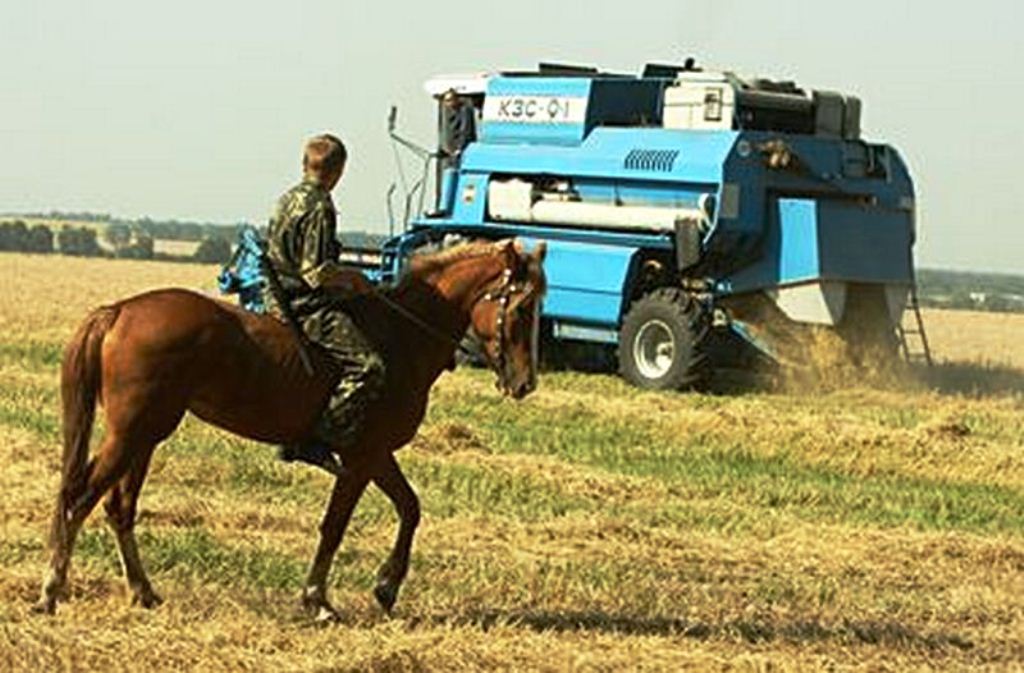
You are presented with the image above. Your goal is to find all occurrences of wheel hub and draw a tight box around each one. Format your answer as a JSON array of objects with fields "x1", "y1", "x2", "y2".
[{"x1": 633, "y1": 319, "x2": 676, "y2": 379}]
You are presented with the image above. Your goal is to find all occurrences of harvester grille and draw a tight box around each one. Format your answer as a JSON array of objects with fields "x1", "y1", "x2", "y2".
[{"x1": 624, "y1": 149, "x2": 680, "y2": 172}]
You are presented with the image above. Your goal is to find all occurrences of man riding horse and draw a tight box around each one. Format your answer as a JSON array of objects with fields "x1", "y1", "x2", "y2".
[
  {"x1": 263, "y1": 134, "x2": 383, "y2": 476},
  {"x1": 32, "y1": 134, "x2": 547, "y2": 618}
]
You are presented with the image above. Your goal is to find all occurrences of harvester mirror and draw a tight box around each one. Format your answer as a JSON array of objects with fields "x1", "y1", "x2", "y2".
[{"x1": 388, "y1": 106, "x2": 398, "y2": 133}]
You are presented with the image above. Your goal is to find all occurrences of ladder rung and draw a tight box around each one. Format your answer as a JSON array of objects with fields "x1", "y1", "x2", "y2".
[{"x1": 896, "y1": 283, "x2": 933, "y2": 367}]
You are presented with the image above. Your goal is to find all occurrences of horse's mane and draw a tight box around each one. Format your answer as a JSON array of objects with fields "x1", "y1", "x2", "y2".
[
  {"x1": 349, "y1": 241, "x2": 503, "y2": 357},
  {"x1": 406, "y1": 240, "x2": 502, "y2": 276}
]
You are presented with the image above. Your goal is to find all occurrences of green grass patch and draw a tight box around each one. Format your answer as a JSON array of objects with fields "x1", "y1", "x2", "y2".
[
  {"x1": 405, "y1": 457, "x2": 593, "y2": 522},
  {"x1": 77, "y1": 528, "x2": 306, "y2": 591},
  {"x1": 0, "y1": 537, "x2": 45, "y2": 565},
  {"x1": 5, "y1": 365, "x2": 1020, "y2": 539},
  {"x1": 161, "y1": 415, "x2": 592, "y2": 522},
  {"x1": 425, "y1": 392, "x2": 1024, "y2": 536},
  {"x1": 0, "y1": 340, "x2": 63, "y2": 372},
  {"x1": 0, "y1": 380, "x2": 59, "y2": 438}
]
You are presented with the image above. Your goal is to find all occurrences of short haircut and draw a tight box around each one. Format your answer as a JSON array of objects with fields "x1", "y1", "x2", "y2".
[{"x1": 303, "y1": 134, "x2": 348, "y2": 178}]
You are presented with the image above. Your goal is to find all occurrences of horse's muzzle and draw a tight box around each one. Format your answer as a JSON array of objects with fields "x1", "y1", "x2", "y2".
[{"x1": 508, "y1": 376, "x2": 535, "y2": 400}]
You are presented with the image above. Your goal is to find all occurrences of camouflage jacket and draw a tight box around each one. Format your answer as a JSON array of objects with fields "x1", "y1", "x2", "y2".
[{"x1": 263, "y1": 178, "x2": 342, "y2": 317}]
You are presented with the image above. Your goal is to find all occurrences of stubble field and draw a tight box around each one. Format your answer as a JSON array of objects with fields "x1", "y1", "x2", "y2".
[{"x1": 0, "y1": 252, "x2": 1022, "y2": 671}]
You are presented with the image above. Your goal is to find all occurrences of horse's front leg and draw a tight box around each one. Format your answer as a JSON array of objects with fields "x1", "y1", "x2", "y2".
[
  {"x1": 303, "y1": 466, "x2": 368, "y2": 622},
  {"x1": 369, "y1": 453, "x2": 420, "y2": 614}
]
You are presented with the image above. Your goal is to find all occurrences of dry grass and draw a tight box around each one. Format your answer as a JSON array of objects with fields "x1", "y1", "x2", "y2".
[
  {"x1": 0, "y1": 254, "x2": 215, "y2": 342},
  {"x1": 922, "y1": 308, "x2": 1024, "y2": 370},
  {"x1": 0, "y1": 252, "x2": 1022, "y2": 672}
]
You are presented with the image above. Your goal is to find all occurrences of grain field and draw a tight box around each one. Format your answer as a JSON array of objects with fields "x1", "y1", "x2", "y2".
[{"x1": 0, "y1": 253, "x2": 1021, "y2": 671}]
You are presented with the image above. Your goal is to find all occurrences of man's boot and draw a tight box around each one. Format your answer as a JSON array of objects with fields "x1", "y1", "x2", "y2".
[
  {"x1": 278, "y1": 418, "x2": 346, "y2": 476},
  {"x1": 280, "y1": 348, "x2": 382, "y2": 476},
  {"x1": 278, "y1": 441, "x2": 345, "y2": 477}
]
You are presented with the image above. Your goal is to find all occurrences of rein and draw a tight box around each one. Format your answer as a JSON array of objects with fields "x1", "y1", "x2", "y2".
[
  {"x1": 371, "y1": 289, "x2": 474, "y2": 356},
  {"x1": 370, "y1": 265, "x2": 535, "y2": 366}
]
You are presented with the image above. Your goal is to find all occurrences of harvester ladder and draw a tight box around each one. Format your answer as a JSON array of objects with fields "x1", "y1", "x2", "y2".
[{"x1": 896, "y1": 286, "x2": 933, "y2": 366}]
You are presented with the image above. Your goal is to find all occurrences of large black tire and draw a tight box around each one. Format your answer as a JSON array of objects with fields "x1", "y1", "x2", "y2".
[{"x1": 618, "y1": 288, "x2": 711, "y2": 391}]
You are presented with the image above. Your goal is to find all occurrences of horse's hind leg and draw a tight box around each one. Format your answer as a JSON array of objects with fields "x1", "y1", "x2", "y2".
[
  {"x1": 35, "y1": 434, "x2": 133, "y2": 614},
  {"x1": 370, "y1": 454, "x2": 420, "y2": 614},
  {"x1": 103, "y1": 444, "x2": 161, "y2": 608}
]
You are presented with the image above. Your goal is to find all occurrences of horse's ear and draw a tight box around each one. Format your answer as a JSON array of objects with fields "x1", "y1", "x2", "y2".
[
  {"x1": 496, "y1": 239, "x2": 518, "y2": 268},
  {"x1": 493, "y1": 239, "x2": 515, "y2": 260},
  {"x1": 533, "y1": 241, "x2": 547, "y2": 262}
]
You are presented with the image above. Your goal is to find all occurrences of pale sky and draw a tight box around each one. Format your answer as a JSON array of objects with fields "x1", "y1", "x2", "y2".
[{"x1": 1, "y1": 1, "x2": 1021, "y2": 273}]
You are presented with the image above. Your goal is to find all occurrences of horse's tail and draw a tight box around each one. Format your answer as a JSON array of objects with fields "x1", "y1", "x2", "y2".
[{"x1": 49, "y1": 305, "x2": 120, "y2": 549}]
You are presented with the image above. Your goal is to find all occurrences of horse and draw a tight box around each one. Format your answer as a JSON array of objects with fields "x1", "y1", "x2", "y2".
[{"x1": 34, "y1": 239, "x2": 547, "y2": 619}]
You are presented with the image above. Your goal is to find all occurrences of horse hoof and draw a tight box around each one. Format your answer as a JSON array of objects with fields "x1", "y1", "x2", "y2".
[
  {"x1": 31, "y1": 598, "x2": 57, "y2": 616},
  {"x1": 373, "y1": 581, "x2": 399, "y2": 615},
  {"x1": 132, "y1": 588, "x2": 163, "y2": 609},
  {"x1": 314, "y1": 606, "x2": 342, "y2": 625},
  {"x1": 301, "y1": 589, "x2": 341, "y2": 624}
]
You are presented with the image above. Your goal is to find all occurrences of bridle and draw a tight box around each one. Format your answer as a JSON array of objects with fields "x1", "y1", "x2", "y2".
[
  {"x1": 372, "y1": 259, "x2": 541, "y2": 392},
  {"x1": 478, "y1": 266, "x2": 541, "y2": 393}
]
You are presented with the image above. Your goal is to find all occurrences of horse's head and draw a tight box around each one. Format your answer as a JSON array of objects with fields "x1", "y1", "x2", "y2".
[{"x1": 469, "y1": 239, "x2": 547, "y2": 399}]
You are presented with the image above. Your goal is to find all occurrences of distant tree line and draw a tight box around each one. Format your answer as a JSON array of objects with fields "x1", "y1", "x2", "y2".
[
  {"x1": 0, "y1": 220, "x2": 55, "y2": 254},
  {"x1": 3, "y1": 212, "x2": 395, "y2": 270},
  {"x1": 193, "y1": 236, "x2": 233, "y2": 264},
  {"x1": 131, "y1": 217, "x2": 246, "y2": 243},
  {"x1": 102, "y1": 223, "x2": 155, "y2": 259},
  {"x1": 7, "y1": 210, "x2": 246, "y2": 242},
  {"x1": 0, "y1": 219, "x2": 235, "y2": 264},
  {"x1": 917, "y1": 268, "x2": 1024, "y2": 313},
  {"x1": 56, "y1": 226, "x2": 104, "y2": 257}
]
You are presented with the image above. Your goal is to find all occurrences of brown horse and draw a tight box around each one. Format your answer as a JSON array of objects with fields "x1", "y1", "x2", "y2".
[{"x1": 35, "y1": 239, "x2": 547, "y2": 619}]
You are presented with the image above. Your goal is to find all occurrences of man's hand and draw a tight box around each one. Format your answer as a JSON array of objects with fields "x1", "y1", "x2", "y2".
[
  {"x1": 322, "y1": 267, "x2": 374, "y2": 298},
  {"x1": 302, "y1": 262, "x2": 375, "y2": 298}
]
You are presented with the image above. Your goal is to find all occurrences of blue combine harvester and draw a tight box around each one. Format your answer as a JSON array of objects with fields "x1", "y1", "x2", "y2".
[{"x1": 222, "y1": 60, "x2": 930, "y2": 390}]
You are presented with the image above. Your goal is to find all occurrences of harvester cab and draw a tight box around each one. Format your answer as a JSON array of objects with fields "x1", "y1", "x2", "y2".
[
  {"x1": 385, "y1": 75, "x2": 487, "y2": 230},
  {"x1": 377, "y1": 58, "x2": 928, "y2": 389}
]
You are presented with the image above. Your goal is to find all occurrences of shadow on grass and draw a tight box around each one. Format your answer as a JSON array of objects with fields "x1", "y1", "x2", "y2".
[
  {"x1": 706, "y1": 360, "x2": 1024, "y2": 397},
  {"x1": 426, "y1": 609, "x2": 975, "y2": 651},
  {"x1": 915, "y1": 361, "x2": 1024, "y2": 396}
]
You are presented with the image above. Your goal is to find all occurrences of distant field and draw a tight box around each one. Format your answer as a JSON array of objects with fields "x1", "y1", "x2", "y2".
[
  {"x1": 0, "y1": 253, "x2": 1021, "y2": 671},
  {"x1": 922, "y1": 308, "x2": 1024, "y2": 369},
  {"x1": 152, "y1": 238, "x2": 199, "y2": 257}
]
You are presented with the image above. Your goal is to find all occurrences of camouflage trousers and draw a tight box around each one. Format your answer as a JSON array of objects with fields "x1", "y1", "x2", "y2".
[{"x1": 300, "y1": 307, "x2": 386, "y2": 450}]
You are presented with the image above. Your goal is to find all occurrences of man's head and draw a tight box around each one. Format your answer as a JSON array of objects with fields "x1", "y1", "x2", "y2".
[
  {"x1": 302, "y1": 134, "x2": 348, "y2": 190},
  {"x1": 442, "y1": 89, "x2": 460, "y2": 109}
]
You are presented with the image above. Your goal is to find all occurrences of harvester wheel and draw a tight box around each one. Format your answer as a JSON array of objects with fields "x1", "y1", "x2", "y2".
[{"x1": 619, "y1": 288, "x2": 711, "y2": 391}]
